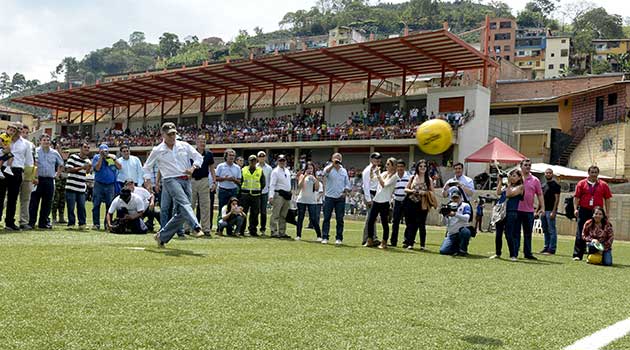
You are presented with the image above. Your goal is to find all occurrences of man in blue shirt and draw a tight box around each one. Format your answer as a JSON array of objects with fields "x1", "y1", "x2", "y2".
[
  {"x1": 215, "y1": 148, "x2": 242, "y2": 223},
  {"x1": 92, "y1": 143, "x2": 121, "y2": 229},
  {"x1": 321, "y1": 152, "x2": 351, "y2": 245},
  {"x1": 27, "y1": 134, "x2": 64, "y2": 229}
]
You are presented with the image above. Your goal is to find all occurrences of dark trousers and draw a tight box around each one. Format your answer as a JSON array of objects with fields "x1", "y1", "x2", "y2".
[
  {"x1": 505, "y1": 211, "x2": 520, "y2": 258},
  {"x1": 403, "y1": 199, "x2": 428, "y2": 248},
  {"x1": 516, "y1": 211, "x2": 535, "y2": 257},
  {"x1": 573, "y1": 207, "x2": 594, "y2": 259},
  {"x1": 296, "y1": 202, "x2": 321, "y2": 238},
  {"x1": 390, "y1": 200, "x2": 405, "y2": 246},
  {"x1": 367, "y1": 201, "x2": 390, "y2": 242},
  {"x1": 240, "y1": 193, "x2": 260, "y2": 235},
  {"x1": 28, "y1": 177, "x2": 55, "y2": 228},
  {"x1": 218, "y1": 187, "x2": 238, "y2": 221},
  {"x1": 111, "y1": 208, "x2": 148, "y2": 234},
  {"x1": 322, "y1": 196, "x2": 345, "y2": 241},
  {"x1": 143, "y1": 207, "x2": 160, "y2": 231},
  {"x1": 0, "y1": 168, "x2": 23, "y2": 226},
  {"x1": 260, "y1": 192, "x2": 268, "y2": 232},
  {"x1": 494, "y1": 219, "x2": 508, "y2": 256}
]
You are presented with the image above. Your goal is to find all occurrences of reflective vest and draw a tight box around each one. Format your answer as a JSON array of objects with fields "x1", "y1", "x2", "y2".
[{"x1": 241, "y1": 167, "x2": 263, "y2": 195}]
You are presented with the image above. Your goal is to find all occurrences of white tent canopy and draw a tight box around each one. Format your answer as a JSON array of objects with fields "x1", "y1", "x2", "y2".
[{"x1": 525, "y1": 163, "x2": 612, "y2": 180}]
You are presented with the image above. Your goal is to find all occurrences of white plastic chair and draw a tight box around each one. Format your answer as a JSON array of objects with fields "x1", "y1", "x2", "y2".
[{"x1": 533, "y1": 218, "x2": 543, "y2": 235}]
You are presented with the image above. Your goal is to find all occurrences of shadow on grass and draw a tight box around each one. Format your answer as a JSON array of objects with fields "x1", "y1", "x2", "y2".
[
  {"x1": 461, "y1": 335, "x2": 504, "y2": 347},
  {"x1": 144, "y1": 248, "x2": 207, "y2": 258}
]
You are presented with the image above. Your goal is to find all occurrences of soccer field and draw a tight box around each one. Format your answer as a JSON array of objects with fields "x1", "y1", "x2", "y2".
[{"x1": 0, "y1": 213, "x2": 629, "y2": 349}]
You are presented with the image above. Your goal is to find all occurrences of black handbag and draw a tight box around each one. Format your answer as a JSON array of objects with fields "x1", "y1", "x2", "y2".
[
  {"x1": 277, "y1": 189, "x2": 292, "y2": 201},
  {"x1": 285, "y1": 208, "x2": 297, "y2": 225}
]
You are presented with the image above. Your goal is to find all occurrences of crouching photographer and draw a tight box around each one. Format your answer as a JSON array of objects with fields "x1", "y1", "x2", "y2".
[
  {"x1": 439, "y1": 190, "x2": 473, "y2": 256},
  {"x1": 106, "y1": 188, "x2": 148, "y2": 234}
]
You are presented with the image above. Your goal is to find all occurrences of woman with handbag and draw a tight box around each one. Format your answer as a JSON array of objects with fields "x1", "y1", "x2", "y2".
[
  {"x1": 489, "y1": 174, "x2": 509, "y2": 259},
  {"x1": 402, "y1": 159, "x2": 435, "y2": 250},
  {"x1": 505, "y1": 169, "x2": 524, "y2": 261},
  {"x1": 581, "y1": 206, "x2": 614, "y2": 266},
  {"x1": 365, "y1": 158, "x2": 399, "y2": 249},
  {"x1": 295, "y1": 162, "x2": 321, "y2": 241}
]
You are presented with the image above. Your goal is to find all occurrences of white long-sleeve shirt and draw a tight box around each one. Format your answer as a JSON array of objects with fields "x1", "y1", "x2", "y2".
[
  {"x1": 268, "y1": 166, "x2": 291, "y2": 199},
  {"x1": 257, "y1": 162, "x2": 273, "y2": 194},
  {"x1": 442, "y1": 202, "x2": 472, "y2": 235},
  {"x1": 373, "y1": 172, "x2": 399, "y2": 203},
  {"x1": 10, "y1": 136, "x2": 34, "y2": 169},
  {"x1": 362, "y1": 164, "x2": 379, "y2": 202},
  {"x1": 142, "y1": 140, "x2": 203, "y2": 180}
]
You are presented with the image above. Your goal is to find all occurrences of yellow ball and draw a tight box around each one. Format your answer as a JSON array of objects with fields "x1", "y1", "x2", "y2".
[{"x1": 415, "y1": 119, "x2": 453, "y2": 155}]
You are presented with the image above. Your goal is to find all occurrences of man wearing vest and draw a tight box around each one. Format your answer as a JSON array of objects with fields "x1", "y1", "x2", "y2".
[{"x1": 240, "y1": 155, "x2": 265, "y2": 236}]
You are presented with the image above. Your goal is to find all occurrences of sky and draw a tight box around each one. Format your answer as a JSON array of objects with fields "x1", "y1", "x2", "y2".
[{"x1": 1, "y1": 0, "x2": 629, "y2": 83}]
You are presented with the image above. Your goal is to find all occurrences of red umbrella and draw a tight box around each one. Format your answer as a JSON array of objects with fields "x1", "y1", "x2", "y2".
[{"x1": 465, "y1": 137, "x2": 527, "y2": 164}]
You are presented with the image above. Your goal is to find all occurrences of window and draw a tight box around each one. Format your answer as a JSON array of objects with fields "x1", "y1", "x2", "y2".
[
  {"x1": 504, "y1": 55, "x2": 510, "y2": 61},
  {"x1": 596, "y1": 96, "x2": 605, "y2": 122},
  {"x1": 521, "y1": 105, "x2": 559, "y2": 114},
  {"x1": 500, "y1": 21, "x2": 512, "y2": 28},
  {"x1": 489, "y1": 22, "x2": 497, "y2": 29},
  {"x1": 548, "y1": 64, "x2": 554, "y2": 69},
  {"x1": 609, "y1": 93, "x2": 618, "y2": 106},
  {"x1": 560, "y1": 63, "x2": 565, "y2": 69},
  {"x1": 495, "y1": 33, "x2": 511, "y2": 40},
  {"x1": 550, "y1": 53, "x2": 555, "y2": 57},
  {"x1": 491, "y1": 107, "x2": 519, "y2": 115},
  {"x1": 561, "y1": 49, "x2": 568, "y2": 57},
  {"x1": 518, "y1": 51, "x2": 525, "y2": 56},
  {"x1": 503, "y1": 45, "x2": 511, "y2": 52},
  {"x1": 561, "y1": 39, "x2": 566, "y2": 44},
  {"x1": 0, "y1": 114, "x2": 10, "y2": 121},
  {"x1": 494, "y1": 45, "x2": 501, "y2": 53}
]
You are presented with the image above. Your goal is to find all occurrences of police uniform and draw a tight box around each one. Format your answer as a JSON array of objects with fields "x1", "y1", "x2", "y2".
[{"x1": 240, "y1": 162, "x2": 265, "y2": 236}]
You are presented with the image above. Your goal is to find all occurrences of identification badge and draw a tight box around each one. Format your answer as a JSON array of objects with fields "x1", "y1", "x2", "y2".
[{"x1": 589, "y1": 198, "x2": 594, "y2": 206}]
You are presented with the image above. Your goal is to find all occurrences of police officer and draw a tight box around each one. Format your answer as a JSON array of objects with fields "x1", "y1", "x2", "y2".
[{"x1": 240, "y1": 154, "x2": 265, "y2": 236}]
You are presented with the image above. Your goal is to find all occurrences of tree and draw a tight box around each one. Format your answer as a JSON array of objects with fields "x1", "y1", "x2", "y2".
[
  {"x1": 158, "y1": 32, "x2": 181, "y2": 59},
  {"x1": 0, "y1": 72, "x2": 11, "y2": 97},
  {"x1": 574, "y1": 7, "x2": 624, "y2": 39},
  {"x1": 253, "y1": 26, "x2": 264, "y2": 36},
  {"x1": 229, "y1": 29, "x2": 251, "y2": 58},
  {"x1": 11, "y1": 73, "x2": 27, "y2": 93},
  {"x1": 54, "y1": 57, "x2": 80, "y2": 83},
  {"x1": 591, "y1": 59, "x2": 611, "y2": 74},
  {"x1": 129, "y1": 31, "x2": 146, "y2": 46},
  {"x1": 558, "y1": 1, "x2": 595, "y2": 32}
]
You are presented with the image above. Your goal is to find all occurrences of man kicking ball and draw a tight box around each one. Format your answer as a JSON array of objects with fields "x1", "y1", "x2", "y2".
[{"x1": 143, "y1": 122, "x2": 204, "y2": 247}]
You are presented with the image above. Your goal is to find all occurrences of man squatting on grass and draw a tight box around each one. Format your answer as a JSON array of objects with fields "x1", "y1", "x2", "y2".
[{"x1": 142, "y1": 122, "x2": 205, "y2": 247}]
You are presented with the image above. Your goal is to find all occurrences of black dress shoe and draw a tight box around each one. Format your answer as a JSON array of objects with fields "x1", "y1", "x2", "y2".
[
  {"x1": 525, "y1": 255, "x2": 538, "y2": 260},
  {"x1": 5, "y1": 224, "x2": 20, "y2": 231},
  {"x1": 38, "y1": 224, "x2": 53, "y2": 229}
]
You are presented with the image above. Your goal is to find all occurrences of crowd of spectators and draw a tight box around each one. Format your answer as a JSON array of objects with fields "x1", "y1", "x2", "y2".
[{"x1": 57, "y1": 109, "x2": 475, "y2": 148}]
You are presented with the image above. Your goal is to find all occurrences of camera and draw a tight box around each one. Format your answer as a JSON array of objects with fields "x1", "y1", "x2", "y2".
[
  {"x1": 333, "y1": 159, "x2": 342, "y2": 165},
  {"x1": 440, "y1": 202, "x2": 459, "y2": 216},
  {"x1": 447, "y1": 181, "x2": 459, "y2": 187}
]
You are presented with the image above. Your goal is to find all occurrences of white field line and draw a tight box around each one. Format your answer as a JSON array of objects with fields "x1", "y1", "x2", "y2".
[{"x1": 565, "y1": 318, "x2": 630, "y2": 350}]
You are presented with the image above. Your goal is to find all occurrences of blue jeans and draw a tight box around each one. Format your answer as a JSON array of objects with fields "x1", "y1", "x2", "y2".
[
  {"x1": 218, "y1": 187, "x2": 238, "y2": 222},
  {"x1": 65, "y1": 190, "x2": 86, "y2": 226},
  {"x1": 602, "y1": 250, "x2": 613, "y2": 266},
  {"x1": 157, "y1": 177, "x2": 201, "y2": 244},
  {"x1": 516, "y1": 211, "x2": 534, "y2": 257},
  {"x1": 439, "y1": 227, "x2": 472, "y2": 255},
  {"x1": 541, "y1": 210, "x2": 557, "y2": 253},
  {"x1": 296, "y1": 202, "x2": 321, "y2": 238},
  {"x1": 160, "y1": 185, "x2": 184, "y2": 236},
  {"x1": 322, "y1": 196, "x2": 345, "y2": 241},
  {"x1": 505, "y1": 211, "x2": 519, "y2": 258},
  {"x1": 92, "y1": 182, "x2": 114, "y2": 227}
]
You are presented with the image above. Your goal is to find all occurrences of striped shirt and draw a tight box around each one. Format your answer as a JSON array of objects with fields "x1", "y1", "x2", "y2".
[
  {"x1": 394, "y1": 172, "x2": 410, "y2": 201},
  {"x1": 65, "y1": 153, "x2": 90, "y2": 193}
]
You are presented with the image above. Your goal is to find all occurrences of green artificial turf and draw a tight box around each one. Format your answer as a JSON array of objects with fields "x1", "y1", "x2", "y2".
[{"x1": 0, "y1": 207, "x2": 629, "y2": 350}]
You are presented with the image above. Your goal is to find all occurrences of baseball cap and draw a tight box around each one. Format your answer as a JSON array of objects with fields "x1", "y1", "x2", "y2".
[
  {"x1": 161, "y1": 122, "x2": 177, "y2": 134},
  {"x1": 248, "y1": 154, "x2": 257, "y2": 161},
  {"x1": 370, "y1": 152, "x2": 382, "y2": 159},
  {"x1": 98, "y1": 144, "x2": 109, "y2": 151},
  {"x1": 124, "y1": 178, "x2": 135, "y2": 185},
  {"x1": 277, "y1": 154, "x2": 287, "y2": 161}
]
